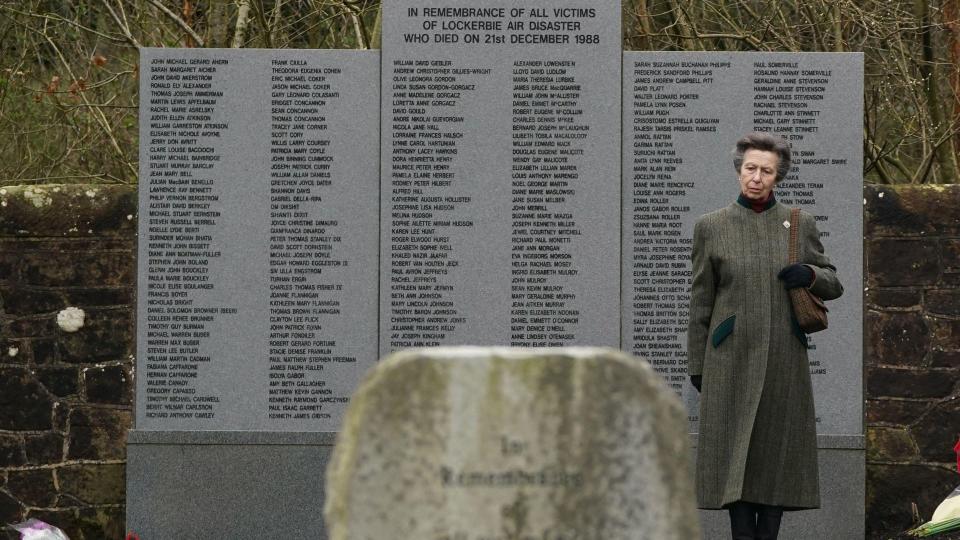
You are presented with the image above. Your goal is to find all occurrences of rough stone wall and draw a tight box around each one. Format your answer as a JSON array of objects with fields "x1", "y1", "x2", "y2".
[
  {"x1": 0, "y1": 185, "x2": 136, "y2": 540},
  {"x1": 865, "y1": 184, "x2": 960, "y2": 538}
]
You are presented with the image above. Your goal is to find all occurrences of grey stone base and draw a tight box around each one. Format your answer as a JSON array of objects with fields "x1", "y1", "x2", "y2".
[
  {"x1": 126, "y1": 430, "x2": 337, "y2": 539},
  {"x1": 693, "y1": 443, "x2": 865, "y2": 539},
  {"x1": 127, "y1": 431, "x2": 862, "y2": 540}
]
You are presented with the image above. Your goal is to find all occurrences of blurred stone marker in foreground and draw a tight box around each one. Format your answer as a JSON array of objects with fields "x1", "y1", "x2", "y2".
[{"x1": 325, "y1": 347, "x2": 699, "y2": 540}]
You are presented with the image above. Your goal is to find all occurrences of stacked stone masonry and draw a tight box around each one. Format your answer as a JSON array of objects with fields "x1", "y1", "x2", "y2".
[
  {"x1": 0, "y1": 185, "x2": 136, "y2": 540},
  {"x1": 865, "y1": 184, "x2": 960, "y2": 539},
  {"x1": 1, "y1": 183, "x2": 958, "y2": 538}
]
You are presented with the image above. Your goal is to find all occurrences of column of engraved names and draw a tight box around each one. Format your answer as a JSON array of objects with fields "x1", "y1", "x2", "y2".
[
  {"x1": 143, "y1": 55, "x2": 231, "y2": 420},
  {"x1": 629, "y1": 60, "x2": 727, "y2": 392},
  {"x1": 751, "y1": 60, "x2": 836, "y2": 391},
  {"x1": 751, "y1": 60, "x2": 835, "y2": 210},
  {"x1": 267, "y1": 58, "x2": 351, "y2": 422},
  {"x1": 509, "y1": 59, "x2": 584, "y2": 346},
  {"x1": 387, "y1": 59, "x2": 484, "y2": 349}
]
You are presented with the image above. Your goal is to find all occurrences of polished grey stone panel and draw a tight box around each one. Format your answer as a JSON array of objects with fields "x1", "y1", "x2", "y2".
[
  {"x1": 137, "y1": 48, "x2": 380, "y2": 433},
  {"x1": 127, "y1": 430, "x2": 337, "y2": 539},
  {"x1": 380, "y1": 1, "x2": 622, "y2": 354},
  {"x1": 127, "y1": 429, "x2": 337, "y2": 445}
]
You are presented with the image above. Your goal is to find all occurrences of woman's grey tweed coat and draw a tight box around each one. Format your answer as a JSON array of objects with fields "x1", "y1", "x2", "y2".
[{"x1": 687, "y1": 199, "x2": 843, "y2": 510}]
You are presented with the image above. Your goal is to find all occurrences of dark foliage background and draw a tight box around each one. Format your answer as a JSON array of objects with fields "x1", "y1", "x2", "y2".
[{"x1": 1, "y1": 0, "x2": 958, "y2": 184}]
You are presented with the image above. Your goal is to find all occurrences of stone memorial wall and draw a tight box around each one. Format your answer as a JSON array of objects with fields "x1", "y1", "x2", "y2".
[
  {"x1": 622, "y1": 52, "x2": 864, "y2": 436},
  {"x1": 131, "y1": 6, "x2": 864, "y2": 538},
  {"x1": 380, "y1": 2, "x2": 622, "y2": 353},
  {"x1": 138, "y1": 48, "x2": 379, "y2": 431},
  {"x1": 137, "y1": 44, "x2": 863, "y2": 440}
]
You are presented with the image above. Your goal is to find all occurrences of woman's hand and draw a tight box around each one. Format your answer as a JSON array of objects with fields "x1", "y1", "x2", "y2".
[{"x1": 777, "y1": 263, "x2": 814, "y2": 289}]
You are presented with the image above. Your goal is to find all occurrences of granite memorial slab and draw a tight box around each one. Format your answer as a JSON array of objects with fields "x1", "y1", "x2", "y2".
[
  {"x1": 137, "y1": 48, "x2": 379, "y2": 431},
  {"x1": 380, "y1": 1, "x2": 622, "y2": 354},
  {"x1": 131, "y1": 37, "x2": 865, "y2": 539},
  {"x1": 621, "y1": 52, "x2": 864, "y2": 438},
  {"x1": 325, "y1": 347, "x2": 700, "y2": 540}
]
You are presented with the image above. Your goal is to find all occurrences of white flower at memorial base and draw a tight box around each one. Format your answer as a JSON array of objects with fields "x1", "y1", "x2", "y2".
[
  {"x1": 56, "y1": 307, "x2": 85, "y2": 333},
  {"x1": 10, "y1": 518, "x2": 70, "y2": 540},
  {"x1": 909, "y1": 485, "x2": 960, "y2": 537}
]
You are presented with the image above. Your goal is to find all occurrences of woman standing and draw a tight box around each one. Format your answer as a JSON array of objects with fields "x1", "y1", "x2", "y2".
[{"x1": 686, "y1": 133, "x2": 843, "y2": 540}]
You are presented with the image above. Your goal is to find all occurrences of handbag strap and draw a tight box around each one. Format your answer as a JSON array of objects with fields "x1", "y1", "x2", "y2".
[{"x1": 789, "y1": 208, "x2": 800, "y2": 264}]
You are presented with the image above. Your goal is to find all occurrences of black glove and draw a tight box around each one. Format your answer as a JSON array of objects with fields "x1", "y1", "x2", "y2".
[
  {"x1": 777, "y1": 264, "x2": 814, "y2": 290},
  {"x1": 690, "y1": 375, "x2": 702, "y2": 393}
]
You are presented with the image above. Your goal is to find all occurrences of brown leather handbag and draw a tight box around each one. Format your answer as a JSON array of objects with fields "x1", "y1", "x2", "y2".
[{"x1": 788, "y1": 208, "x2": 828, "y2": 333}]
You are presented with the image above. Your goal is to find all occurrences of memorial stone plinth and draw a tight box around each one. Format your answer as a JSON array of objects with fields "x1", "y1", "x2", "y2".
[
  {"x1": 325, "y1": 347, "x2": 700, "y2": 540},
  {"x1": 380, "y1": 1, "x2": 622, "y2": 354}
]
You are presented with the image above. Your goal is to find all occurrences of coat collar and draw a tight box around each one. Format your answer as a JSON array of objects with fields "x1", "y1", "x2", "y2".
[{"x1": 736, "y1": 193, "x2": 777, "y2": 213}]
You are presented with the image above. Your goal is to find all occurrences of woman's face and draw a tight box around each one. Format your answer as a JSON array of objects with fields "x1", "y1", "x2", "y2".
[{"x1": 738, "y1": 148, "x2": 779, "y2": 200}]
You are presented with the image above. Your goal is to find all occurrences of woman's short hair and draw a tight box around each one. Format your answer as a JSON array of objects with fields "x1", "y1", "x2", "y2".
[{"x1": 732, "y1": 132, "x2": 791, "y2": 182}]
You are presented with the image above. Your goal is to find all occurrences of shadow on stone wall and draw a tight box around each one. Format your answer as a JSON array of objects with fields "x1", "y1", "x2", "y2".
[
  {"x1": 0, "y1": 185, "x2": 136, "y2": 540},
  {"x1": 1, "y1": 183, "x2": 958, "y2": 539},
  {"x1": 865, "y1": 184, "x2": 960, "y2": 539}
]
